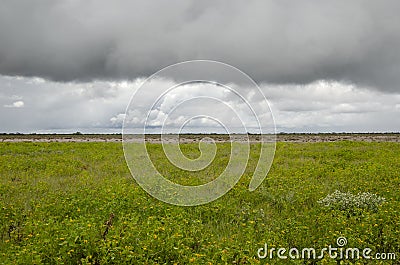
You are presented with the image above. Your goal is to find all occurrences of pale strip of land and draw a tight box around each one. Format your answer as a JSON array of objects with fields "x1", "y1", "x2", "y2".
[{"x1": 1, "y1": 133, "x2": 399, "y2": 143}]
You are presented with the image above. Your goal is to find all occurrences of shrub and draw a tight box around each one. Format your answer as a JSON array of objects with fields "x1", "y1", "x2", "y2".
[{"x1": 318, "y1": 190, "x2": 386, "y2": 212}]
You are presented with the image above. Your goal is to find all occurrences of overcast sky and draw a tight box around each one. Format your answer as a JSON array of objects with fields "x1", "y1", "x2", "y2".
[{"x1": 0, "y1": 0, "x2": 399, "y2": 133}]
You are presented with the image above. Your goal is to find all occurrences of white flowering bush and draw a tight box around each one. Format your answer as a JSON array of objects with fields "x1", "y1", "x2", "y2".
[{"x1": 318, "y1": 190, "x2": 386, "y2": 212}]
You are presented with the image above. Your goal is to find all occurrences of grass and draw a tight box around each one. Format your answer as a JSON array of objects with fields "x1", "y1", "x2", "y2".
[{"x1": 0, "y1": 141, "x2": 399, "y2": 264}]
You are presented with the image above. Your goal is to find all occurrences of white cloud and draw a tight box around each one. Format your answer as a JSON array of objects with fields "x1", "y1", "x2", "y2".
[
  {"x1": 4, "y1": 100, "x2": 24, "y2": 108},
  {"x1": 0, "y1": 75, "x2": 399, "y2": 133},
  {"x1": 265, "y1": 81, "x2": 400, "y2": 132},
  {"x1": 110, "y1": 113, "x2": 126, "y2": 127}
]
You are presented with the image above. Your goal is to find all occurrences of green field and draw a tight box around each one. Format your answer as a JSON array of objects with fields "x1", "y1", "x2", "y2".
[{"x1": 0, "y1": 141, "x2": 399, "y2": 264}]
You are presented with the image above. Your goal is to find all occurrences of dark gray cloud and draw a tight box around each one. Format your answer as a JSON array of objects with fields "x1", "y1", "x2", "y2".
[{"x1": 0, "y1": 0, "x2": 399, "y2": 92}]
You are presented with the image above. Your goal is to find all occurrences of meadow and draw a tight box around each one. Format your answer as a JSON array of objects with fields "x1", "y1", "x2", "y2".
[{"x1": 0, "y1": 140, "x2": 399, "y2": 264}]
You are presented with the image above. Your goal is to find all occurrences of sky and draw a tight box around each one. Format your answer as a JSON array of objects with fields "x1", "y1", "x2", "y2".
[{"x1": 0, "y1": 0, "x2": 399, "y2": 133}]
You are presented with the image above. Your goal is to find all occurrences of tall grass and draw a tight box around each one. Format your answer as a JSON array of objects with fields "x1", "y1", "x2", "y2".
[{"x1": 0, "y1": 141, "x2": 399, "y2": 264}]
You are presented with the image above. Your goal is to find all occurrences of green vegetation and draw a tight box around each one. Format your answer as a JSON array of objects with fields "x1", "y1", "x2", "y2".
[{"x1": 0, "y1": 141, "x2": 399, "y2": 264}]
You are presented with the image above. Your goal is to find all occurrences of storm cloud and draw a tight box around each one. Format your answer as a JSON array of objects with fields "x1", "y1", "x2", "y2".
[{"x1": 1, "y1": 0, "x2": 400, "y2": 92}]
